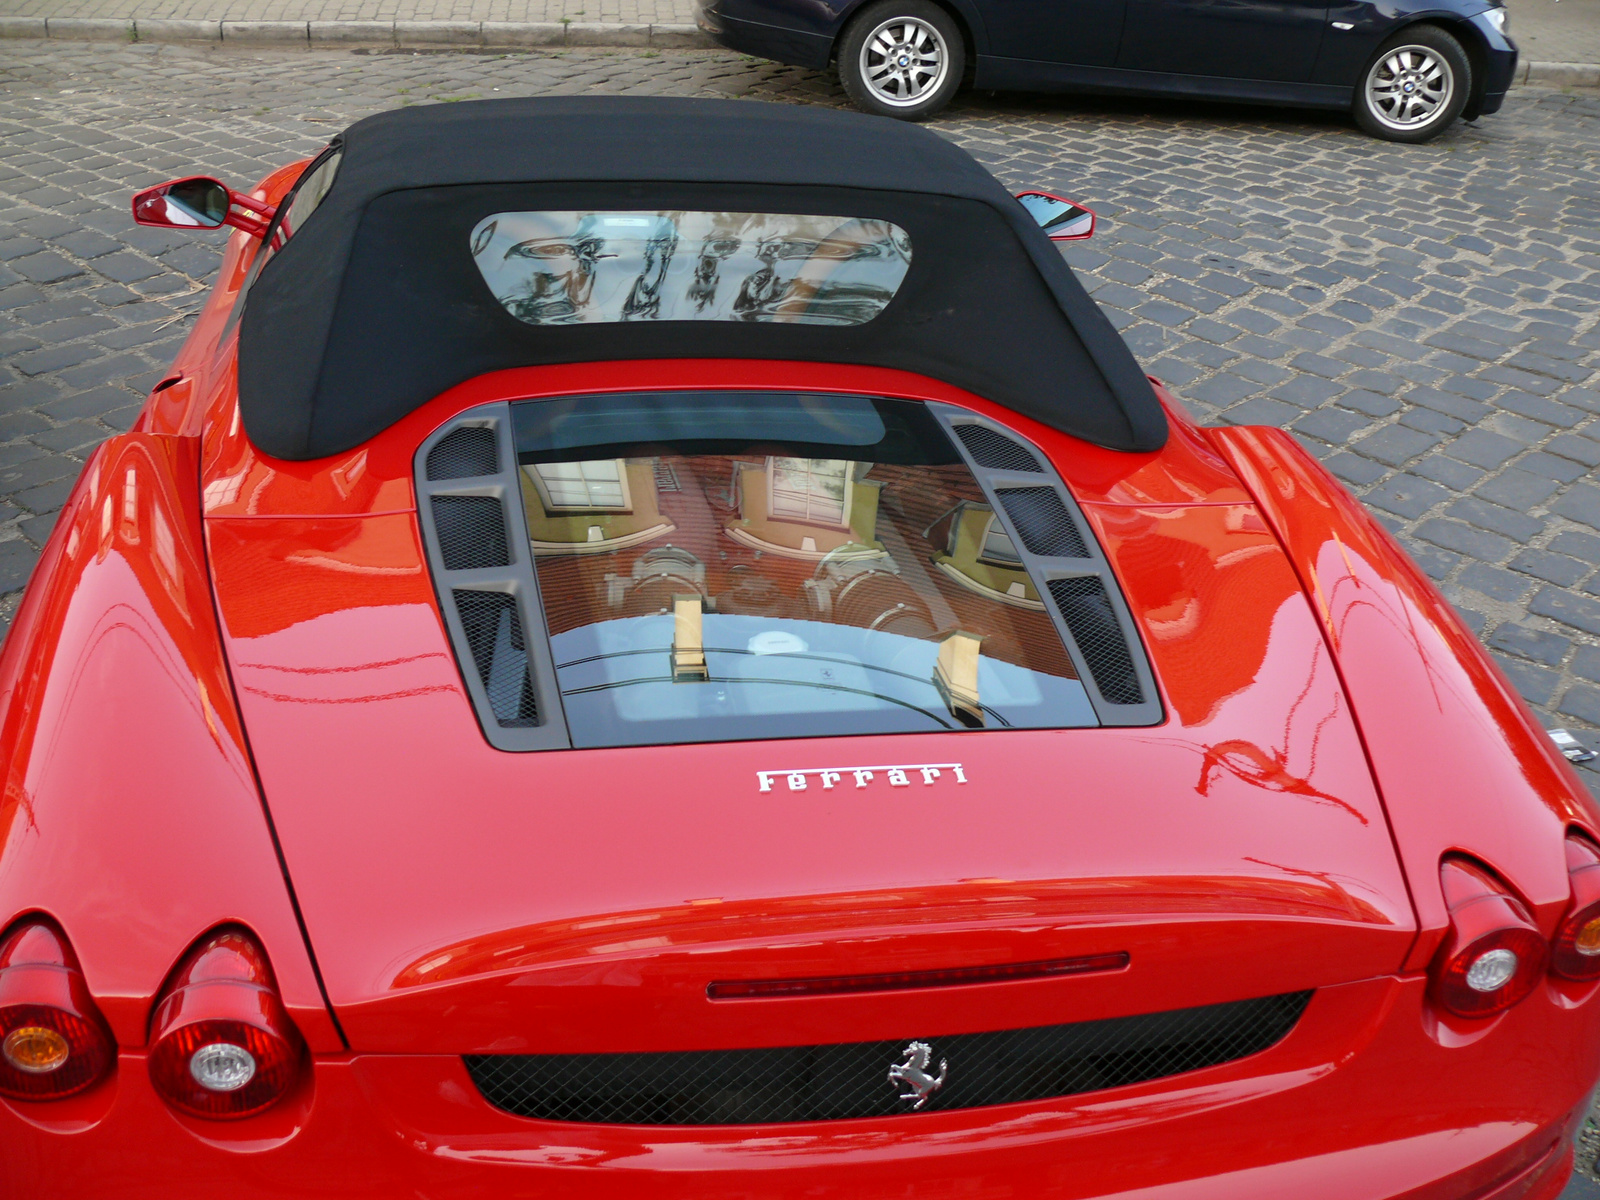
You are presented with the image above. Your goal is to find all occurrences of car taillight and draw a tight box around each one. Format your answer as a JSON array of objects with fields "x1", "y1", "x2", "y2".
[
  {"x1": 0, "y1": 921, "x2": 115, "y2": 1100},
  {"x1": 1430, "y1": 859, "x2": 1547, "y2": 1018},
  {"x1": 1552, "y1": 836, "x2": 1600, "y2": 980},
  {"x1": 147, "y1": 929, "x2": 304, "y2": 1119}
]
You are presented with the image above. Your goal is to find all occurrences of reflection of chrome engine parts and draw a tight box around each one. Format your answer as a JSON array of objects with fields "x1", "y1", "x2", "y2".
[
  {"x1": 805, "y1": 550, "x2": 935, "y2": 639},
  {"x1": 606, "y1": 546, "x2": 707, "y2": 614}
]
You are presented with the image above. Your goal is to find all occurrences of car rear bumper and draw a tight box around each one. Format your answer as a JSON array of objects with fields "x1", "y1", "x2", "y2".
[
  {"x1": 695, "y1": 0, "x2": 834, "y2": 68},
  {"x1": 2, "y1": 975, "x2": 1596, "y2": 1198}
]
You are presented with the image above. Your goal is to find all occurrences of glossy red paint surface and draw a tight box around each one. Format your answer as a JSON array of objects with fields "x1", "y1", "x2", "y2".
[
  {"x1": 0, "y1": 976, "x2": 1593, "y2": 1198},
  {"x1": 0, "y1": 432, "x2": 338, "y2": 1053},
  {"x1": 201, "y1": 373, "x2": 1414, "y2": 1056},
  {"x1": 1210, "y1": 426, "x2": 1600, "y2": 972}
]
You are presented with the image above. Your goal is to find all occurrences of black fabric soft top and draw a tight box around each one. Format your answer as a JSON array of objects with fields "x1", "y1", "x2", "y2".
[{"x1": 238, "y1": 97, "x2": 1166, "y2": 461}]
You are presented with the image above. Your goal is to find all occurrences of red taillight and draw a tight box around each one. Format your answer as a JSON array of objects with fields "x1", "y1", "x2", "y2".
[
  {"x1": 1430, "y1": 859, "x2": 1547, "y2": 1018},
  {"x1": 1552, "y1": 836, "x2": 1600, "y2": 980},
  {"x1": 147, "y1": 930, "x2": 304, "y2": 1119},
  {"x1": 0, "y1": 921, "x2": 115, "y2": 1100}
]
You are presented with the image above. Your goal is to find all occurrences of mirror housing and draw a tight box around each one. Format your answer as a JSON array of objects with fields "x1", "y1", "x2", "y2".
[
  {"x1": 1015, "y1": 191, "x2": 1096, "y2": 241},
  {"x1": 131, "y1": 176, "x2": 276, "y2": 239}
]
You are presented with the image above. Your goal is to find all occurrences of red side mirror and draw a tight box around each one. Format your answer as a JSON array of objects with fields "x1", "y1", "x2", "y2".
[
  {"x1": 1015, "y1": 191, "x2": 1096, "y2": 241},
  {"x1": 131, "y1": 176, "x2": 276, "y2": 239}
]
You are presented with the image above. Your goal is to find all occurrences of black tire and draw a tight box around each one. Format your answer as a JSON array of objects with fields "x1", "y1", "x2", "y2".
[
  {"x1": 1353, "y1": 24, "x2": 1472, "y2": 143},
  {"x1": 837, "y1": 0, "x2": 965, "y2": 121}
]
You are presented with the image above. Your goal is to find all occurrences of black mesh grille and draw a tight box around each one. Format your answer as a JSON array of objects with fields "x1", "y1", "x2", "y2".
[
  {"x1": 997, "y1": 487, "x2": 1089, "y2": 558},
  {"x1": 451, "y1": 589, "x2": 537, "y2": 725},
  {"x1": 1048, "y1": 577, "x2": 1143, "y2": 705},
  {"x1": 466, "y1": 992, "x2": 1311, "y2": 1125},
  {"x1": 432, "y1": 496, "x2": 510, "y2": 571},
  {"x1": 427, "y1": 425, "x2": 499, "y2": 480},
  {"x1": 952, "y1": 424, "x2": 1043, "y2": 473}
]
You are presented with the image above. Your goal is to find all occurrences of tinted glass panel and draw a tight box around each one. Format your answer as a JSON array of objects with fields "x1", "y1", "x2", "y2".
[
  {"x1": 512, "y1": 394, "x2": 1096, "y2": 749},
  {"x1": 473, "y1": 211, "x2": 911, "y2": 327}
]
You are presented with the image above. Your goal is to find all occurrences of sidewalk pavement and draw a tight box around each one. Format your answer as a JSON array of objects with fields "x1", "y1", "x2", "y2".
[{"x1": 1, "y1": 0, "x2": 1598, "y2": 82}]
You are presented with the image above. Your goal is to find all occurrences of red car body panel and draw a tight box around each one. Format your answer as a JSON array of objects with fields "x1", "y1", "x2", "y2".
[
  {"x1": 1, "y1": 155, "x2": 1597, "y2": 1198},
  {"x1": 196, "y1": 361, "x2": 1413, "y2": 1055},
  {"x1": 0, "y1": 431, "x2": 339, "y2": 1054},
  {"x1": 1212, "y1": 428, "x2": 1600, "y2": 968}
]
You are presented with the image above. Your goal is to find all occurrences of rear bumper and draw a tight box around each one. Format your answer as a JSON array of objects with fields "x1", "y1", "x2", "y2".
[
  {"x1": 2, "y1": 975, "x2": 1597, "y2": 1198},
  {"x1": 695, "y1": 0, "x2": 834, "y2": 68}
]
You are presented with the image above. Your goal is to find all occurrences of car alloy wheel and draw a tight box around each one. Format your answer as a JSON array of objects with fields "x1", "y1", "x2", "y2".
[
  {"x1": 858, "y1": 16, "x2": 950, "y2": 109},
  {"x1": 1364, "y1": 44, "x2": 1453, "y2": 133}
]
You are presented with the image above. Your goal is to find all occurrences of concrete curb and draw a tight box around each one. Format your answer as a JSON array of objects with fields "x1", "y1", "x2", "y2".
[
  {"x1": 1523, "y1": 60, "x2": 1600, "y2": 88},
  {"x1": 0, "y1": 13, "x2": 717, "y2": 47},
  {"x1": 0, "y1": 18, "x2": 1593, "y2": 76}
]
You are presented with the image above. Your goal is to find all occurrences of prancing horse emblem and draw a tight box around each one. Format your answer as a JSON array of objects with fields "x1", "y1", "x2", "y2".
[{"x1": 888, "y1": 1041, "x2": 948, "y2": 1109}]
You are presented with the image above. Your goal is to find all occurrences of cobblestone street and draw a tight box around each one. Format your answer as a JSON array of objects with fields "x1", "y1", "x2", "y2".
[{"x1": 2, "y1": 39, "x2": 1600, "y2": 803}]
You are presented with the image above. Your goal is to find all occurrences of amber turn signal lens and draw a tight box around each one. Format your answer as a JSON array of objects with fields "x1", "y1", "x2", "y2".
[
  {"x1": 3, "y1": 1026, "x2": 70, "y2": 1074},
  {"x1": 0, "y1": 923, "x2": 116, "y2": 1100},
  {"x1": 1552, "y1": 836, "x2": 1600, "y2": 980},
  {"x1": 1430, "y1": 859, "x2": 1548, "y2": 1018}
]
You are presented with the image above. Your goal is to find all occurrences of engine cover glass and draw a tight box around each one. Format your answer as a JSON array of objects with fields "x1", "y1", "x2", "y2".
[{"x1": 512, "y1": 393, "x2": 1096, "y2": 748}]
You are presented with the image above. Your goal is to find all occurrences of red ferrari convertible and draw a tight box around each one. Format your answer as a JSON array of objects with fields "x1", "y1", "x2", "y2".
[{"x1": 1, "y1": 97, "x2": 1597, "y2": 1199}]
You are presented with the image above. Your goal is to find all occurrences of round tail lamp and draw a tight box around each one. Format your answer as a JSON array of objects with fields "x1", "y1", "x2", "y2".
[
  {"x1": 0, "y1": 921, "x2": 115, "y2": 1100},
  {"x1": 1430, "y1": 858, "x2": 1547, "y2": 1018},
  {"x1": 146, "y1": 929, "x2": 304, "y2": 1119}
]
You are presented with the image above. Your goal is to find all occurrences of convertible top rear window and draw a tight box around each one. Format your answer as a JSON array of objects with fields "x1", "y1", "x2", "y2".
[
  {"x1": 510, "y1": 394, "x2": 1096, "y2": 749},
  {"x1": 471, "y1": 211, "x2": 911, "y2": 327}
]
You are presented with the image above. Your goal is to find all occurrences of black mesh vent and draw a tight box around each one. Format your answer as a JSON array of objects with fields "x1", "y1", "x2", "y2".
[
  {"x1": 997, "y1": 487, "x2": 1089, "y2": 558},
  {"x1": 451, "y1": 589, "x2": 538, "y2": 726},
  {"x1": 467, "y1": 991, "x2": 1311, "y2": 1125},
  {"x1": 952, "y1": 424, "x2": 1043, "y2": 473},
  {"x1": 1048, "y1": 577, "x2": 1143, "y2": 705},
  {"x1": 432, "y1": 496, "x2": 510, "y2": 571},
  {"x1": 427, "y1": 425, "x2": 499, "y2": 480}
]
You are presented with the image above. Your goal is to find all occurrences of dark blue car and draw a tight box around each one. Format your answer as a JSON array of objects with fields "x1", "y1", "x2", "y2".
[{"x1": 696, "y1": 0, "x2": 1516, "y2": 140}]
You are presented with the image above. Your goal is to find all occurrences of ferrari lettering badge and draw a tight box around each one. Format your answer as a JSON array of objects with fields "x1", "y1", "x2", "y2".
[
  {"x1": 756, "y1": 763, "x2": 967, "y2": 793},
  {"x1": 888, "y1": 1041, "x2": 948, "y2": 1109}
]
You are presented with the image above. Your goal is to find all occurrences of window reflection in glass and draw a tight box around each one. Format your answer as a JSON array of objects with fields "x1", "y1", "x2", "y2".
[{"x1": 471, "y1": 211, "x2": 912, "y2": 327}]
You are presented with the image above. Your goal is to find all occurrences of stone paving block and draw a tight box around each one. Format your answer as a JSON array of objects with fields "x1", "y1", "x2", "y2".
[
  {"x1": 1352, "y1": 424, "x2": 1443, "y2": 467},
  {"x1": 1460, "y1": 562, "x2": 1530, "y2": 603},
  {"x1": 1365, "y1": 473, "x2": 1452, "y2": 519},
  {"x1": 1561, "y1": 685, "x2": 1600, "y2": 728},
  {"x1": 1416, "y1": 518, "x2": 1515, "y2": 562},
  {"x1": 1510, "y1": 549, "x2": 1592, "y2": 588},
  {"x1": 1575, "y1": 646, "x2": 1600, "y2": 685},
  {"x1": 1555, "y1": 484, "x2": 1600, "y2": 532},
  {"x1": 1553, "y1": 532, "x2": 1600, "y2": 566},
  {"x1": 1448, "y1": 429, "x2": 1525, "y2": 469},
  {"x1": 1493, "y1": 653, "x2": 1561, "y2": 705},
  {"x1": 1489, "y1": 623, "x2": 1573, "y2": 667},
  {"x1": 1530, "y1": 588, "x2": 1600, "y2": 638}
]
